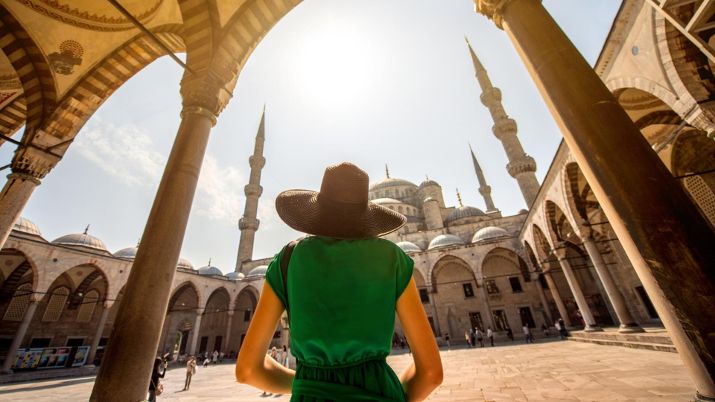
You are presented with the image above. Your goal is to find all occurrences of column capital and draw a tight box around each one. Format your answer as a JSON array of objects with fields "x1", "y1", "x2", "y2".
[
  {"x1": 474, "y1": 0, "x2": 539, "y2": 29},
  {"x1": 180, "y1": 71, "x2": 234, "y2": 125},
  {"x1": 552, "y1": 243, "x2": 568, "y2": 260},
  {"x1": 578, "y1": 225, "x2": 595, "y2": 241},
  {"x1": 103, "y1": 300, "x2": 114, "y2": 309},
  {"x1": 11, "y1": 145, "x2": 61, "y2": 181}
]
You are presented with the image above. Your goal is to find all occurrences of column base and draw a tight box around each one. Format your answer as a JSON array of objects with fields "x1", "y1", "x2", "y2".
[
  {"x1": 583, "y1": 325, "x2": 603, "y2": 332},
  {"x1": 617, "y1": 324, "x2": 645, "y2": 333},
  {"x1": 695, "y1": 391, "x2": 715, "y2": 401}
]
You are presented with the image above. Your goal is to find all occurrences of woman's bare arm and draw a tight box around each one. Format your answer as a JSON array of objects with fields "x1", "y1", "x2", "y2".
[
  {"x1": 396, "y1": 277, "x2": 443, "y2": 401},
  {"x1": 235, "y1": 282, "x2": 295, "y2": 393}
]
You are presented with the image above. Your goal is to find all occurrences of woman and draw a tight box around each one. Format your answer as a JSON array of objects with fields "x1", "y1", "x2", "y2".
[
  {"x1": 281, "y1": 345, "x2": 289, "y2": 367},
  {"x1": 236, "y1": 163, "x2": 443, "y2": 401},
  {"x1": 148, "y1": 357, "x2": 166, "y2": 402}
]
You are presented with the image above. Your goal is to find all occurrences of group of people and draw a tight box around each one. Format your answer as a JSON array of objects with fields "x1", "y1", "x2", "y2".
[
  {"x1": 146, "y1": 349, "x2": 235, "y2": 400},
  {"x1": 260, "y1": 346, "x2": 290, "y2": 397},
  {"x1": 464, "y1": 327, "x2": 495, "y2": 348}
]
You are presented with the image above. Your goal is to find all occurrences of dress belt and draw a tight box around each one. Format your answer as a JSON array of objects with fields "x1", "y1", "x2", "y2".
[{"x1": 292, "y1": 379, "x2": 399, "y2": 402}]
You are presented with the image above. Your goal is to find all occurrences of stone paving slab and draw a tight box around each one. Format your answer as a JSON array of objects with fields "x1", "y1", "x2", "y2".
[{"x1": 0, "y1": 340, "x2": 694, "y2": 401}]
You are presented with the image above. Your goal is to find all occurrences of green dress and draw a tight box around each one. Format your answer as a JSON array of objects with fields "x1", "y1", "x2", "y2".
[{"x1": 265, "y1": 236, "x2": 414, "y2": 402}]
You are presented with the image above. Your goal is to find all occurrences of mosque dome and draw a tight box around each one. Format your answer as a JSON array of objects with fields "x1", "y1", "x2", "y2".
[
  {"x1": 419, "y1": 179, "x2": 441, "y2": 188},
  {"x1": 519, "y1": 209, "x2": 529, "y2": 214},
  {"x1": 472, "y1": 226, "x2": 509, "y2": 243},
  {"x1": 246, "y1": 265, "x2": 269, "y2": 278},
  {"x1": 371, "y1": 198, "x2": 403, "y2": 205},
  {"x1": 13, "y1": 217, "x2": 43, "y2": 237},
  {"x1": 444, "y1": 206, "x2": 486, "y2": 224},
  {"x1": 226, "y1": 271, "x2": 245, "y2": 280},
  {"x1": 177, "y1": 258, "x2": 194, "y2": 270},
  {"x1": 114, "y1": 246, "x2": 138, "y2": 259},
  {"x1": 52, "y1": 230, "x2": 108, "y2": 252},
  {"x1": 427, "y1": 234, "x2": 465, "y2": 250},
  {"x1": 369, "y1": 178, "x2": 418, "y2": 192},
  {"x1": 197, "y1": 265, "x2": 223, "y2": 276},
  {"x1": 396, "y1": 241, "x2": 422, "y2": 253}
]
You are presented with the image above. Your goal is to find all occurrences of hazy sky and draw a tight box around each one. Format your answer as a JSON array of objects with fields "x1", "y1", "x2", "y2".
[{"x1": 1, "y1": 0, "x2": 621, "y2": 273}]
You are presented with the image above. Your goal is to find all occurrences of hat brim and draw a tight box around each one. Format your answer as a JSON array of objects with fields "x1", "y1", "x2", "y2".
[{"x1": 275, "y1": 190, "x2": 406, "y2": 239}]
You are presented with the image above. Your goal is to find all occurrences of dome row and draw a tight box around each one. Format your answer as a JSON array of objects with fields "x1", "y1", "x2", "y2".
[
  {"x1": 12, "y1": 217, "x2": 268, "y2": 280},
  {"x1": 396, "y1": 226, "x2": 509, "y2": 253}
]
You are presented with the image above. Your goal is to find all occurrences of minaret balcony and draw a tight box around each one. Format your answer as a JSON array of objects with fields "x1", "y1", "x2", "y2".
[
  {"x1": 239, "y1": 216, "x2": 260, "y2": 231},
  {"x1": 244, "y1": 183, "x2": 263, "y2": 197},
  {"x1": 480, "y1": 87, "x2": 502, "y2": 106},
  {"x1": 249, "y1": 155, "x2": 266, "y2": 169},
  {"x1": 506, "y1": 155, "x2": 537, "y2": 177},
  {"x1": 492, "y1": 118, "x2": 517, "y2": 139}
]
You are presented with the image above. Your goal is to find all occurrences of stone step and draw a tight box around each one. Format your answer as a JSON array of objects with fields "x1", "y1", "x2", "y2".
[
  {"x1": 568, "y1": 335, "x2": 677, "y2": 353},
  {"x1": 568, "y1": 330, "x2": 673, "y2": 345}
]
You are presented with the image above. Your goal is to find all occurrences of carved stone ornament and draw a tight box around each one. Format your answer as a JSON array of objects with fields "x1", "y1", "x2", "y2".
[
  {"x1": 11, "y1": 145, "x2": 60, "y2": 181},
  {"x1": 180, "y1": 70, "x2": 235, "y2": 125},
  {"x1": 48, "y1": 40, "x2": 84, "y2": 75},
  {"x1": 474, "y1": 0, "x2": 516, "y2": 29}
]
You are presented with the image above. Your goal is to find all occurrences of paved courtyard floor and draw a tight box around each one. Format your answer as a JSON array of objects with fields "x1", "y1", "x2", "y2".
[{"x1": 0, "y1": 340, "x2": 694, "y2": 401}]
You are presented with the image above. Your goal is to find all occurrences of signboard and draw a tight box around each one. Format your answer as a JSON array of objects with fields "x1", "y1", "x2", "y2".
[
  {"x1": 13, "y1": 346, "x2": 90, "y2": 370},
  {"x1": 12, "y1": 348, "x2": 43, "y2": 369},
  {"x1": 37, "y1": 347, "x2": 71, "y2": 369},
  {"x1": 71, "y1": 346, "x2": 89, "y2": 367}
]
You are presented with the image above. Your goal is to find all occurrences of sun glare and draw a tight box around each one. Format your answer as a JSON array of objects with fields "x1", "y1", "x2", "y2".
[{"x1": 291, "y1": 21, "x2": 381, "y2": 108}]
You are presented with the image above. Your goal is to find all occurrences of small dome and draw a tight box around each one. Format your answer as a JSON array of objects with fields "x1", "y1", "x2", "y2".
[
  {"x1": 197, "y1": 265, "x2": 223, "y2": 276},
  {"x1": 427, "y1": 234, "x2": 464, "y2": 250},
  {"x1": 369, "y1": 177, "x2": 418, "y2": 192},
  {"x1": 444, "y1": 206, "x2": 486, "y2": 224},
  {"x1": 423, "y1": 197, "x2": 437, "y2": 203},
  {"x1": 177, "y1": 258, "x2": 194, "y2": 270},
  {"x1": 246, "y1": 265, "x2": 269, "y2": 278},
  {"x1": 52, "y1": 232, "x2": 108, "y2": 252},
  {"x1": 396, "y1": 241, "x2": 422, "y2": 252},
  {"x1": 519, "y1": 209, "x2": 528, "y2": 214},
  {"x1": 114, "y1": 246, "x2": 138, "y2": 259},
  {"x1": 13, "y1": 217, "x2": 43, "y2": 237},
  {"x1": 225, "y1": 271, "x2": 245, "y2": 280},
  {"x1": 371, "y1": 198, "x2": 403, "y2": 205},
  {"x1": 472, "y1": 226, "x2": 509, "y2": 243},
  {"x1": 419, "y1": 179, "x2": 441, "y2": 188}
]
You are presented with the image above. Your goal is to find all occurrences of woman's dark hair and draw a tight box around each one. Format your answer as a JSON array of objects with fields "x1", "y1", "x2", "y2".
[
  {"x1": 282, "y1": 345, "x2": 287, "y2": 351},
  {"x1": 154, "y1": 357, "x2": 163, "y2": 370}
]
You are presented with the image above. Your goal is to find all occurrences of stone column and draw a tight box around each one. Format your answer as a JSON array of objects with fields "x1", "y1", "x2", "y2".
[
  {"x1": 581, "y1": 233, "x2": 642, "y2": 333},
  {"x1": 86, "y1": 302, "x2": 112, "y2": 365},
  {"x1": 542, "y1": 271, "x2": 571, "y2": 327},
  {"x1": 189, "y1": 310, "x2": 203, "y2": 356},
  {"x1": 532, "y1": 275, "x2": 552, "y2": 325},
  {"x1": 90, "y1": 75, "x2": 230, "y2": 401},
  {"x1": 224, "y1": 311, "x2": 234, "y2": 352},
  {"x1": 0, "y1": 173, "x2": 40, "y2": 250},
  {"x1": 477, "y1": 279, "x2": 496, "y2": 329},
  {"x1": 553, "y1": 246, "x2": 601, "y2": 331},
  {"x1": 474, "y1": 1, "x2": 715, "y2": 397},
  {"x1": 1, "y1": 299, "x2": 39, "y2": 373}
]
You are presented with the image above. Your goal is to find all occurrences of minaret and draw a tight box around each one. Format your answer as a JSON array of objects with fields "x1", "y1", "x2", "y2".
[
  {"x1": 236, "y1": 109, "x2": 266, "y2": 273},
  {"x1": 469, "y1": 143, "x2": 498, "y2": 213},
  {"x1": 466, "y1": 38, "x2": 540, "y2": 206}
]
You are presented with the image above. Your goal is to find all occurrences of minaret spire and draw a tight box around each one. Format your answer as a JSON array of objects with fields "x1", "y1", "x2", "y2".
[
  {"x1": 469, "y1": 143, "x2": 498, "y2": 213},
  {"x1": 466, "y1": 37, "x2": 540, "y2": 207},
  {"x1": 456, "y1": 189, "x2": 464, "y2": 208},
  {"x1": 236, "y1": 108, "x2": 267, "y2": 273},
  {"x1": 385, "y1": 164, "x2": 390, "y2": 179}
]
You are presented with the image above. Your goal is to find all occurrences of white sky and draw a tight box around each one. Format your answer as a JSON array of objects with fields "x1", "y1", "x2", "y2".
[{"x1": 1, "y1": 0, "x2": 622, "y2": 273}]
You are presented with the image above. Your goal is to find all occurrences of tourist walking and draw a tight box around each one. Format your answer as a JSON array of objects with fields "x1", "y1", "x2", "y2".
[
  {"x1": 464, "y1": 331, "x2": 471, "y2": 347},
  {"x1": 522, "y1": 324, "x2": 534, "y2": 344},
  {"x1": 486, "y1": 327, "x2": 494, "y2": 347},
  {"x1": 280, "y1": 345, "x2": 289, "y2": 367},
  {"x1": 235, "y1": 162, "x2": 443, "y2": 401},
  {"x1": 212, "y1": 350, "x2": 218, "y2": 365},
  {"x1": 202, "y1": 355, "x2": 210, "y2": 367},
  {"x1": 148, "y1": 357, "x2": 166, "y2": 402},
  {"x1": 444, "y1": 333, "x2": 451, "y2": 350},
  {"x1": 183, "y1": 356, "x2": 196, "y2": 391},
  {"x1": 557, "y1": 318, "x2": 569, "y2": 339},
  {"x1": 475, "y1": 328, "x2": 484, "y2": 347}
]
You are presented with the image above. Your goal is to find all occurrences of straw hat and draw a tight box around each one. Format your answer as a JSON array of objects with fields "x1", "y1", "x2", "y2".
[{"x1": 275, "y1": 162, "x2": 406, "y2": 239}]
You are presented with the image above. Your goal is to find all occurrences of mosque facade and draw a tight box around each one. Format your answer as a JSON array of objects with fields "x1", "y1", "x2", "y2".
[{"x1": 0, "y1": 2, "x2": 713, "y2": 397}]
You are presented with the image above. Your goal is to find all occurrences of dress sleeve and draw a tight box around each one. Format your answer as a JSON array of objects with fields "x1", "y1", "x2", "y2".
[
  {"x1": 395, "y1": 247, "x2": 415, "y2": 299},
  {"x1": 264, "y1": 249, "x2": 288, "y2": 310}
]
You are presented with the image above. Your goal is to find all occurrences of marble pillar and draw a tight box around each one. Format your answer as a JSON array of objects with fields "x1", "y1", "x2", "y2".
[
  {"x1": 1, "y1": 300, "x2": 39, "y2": 373},
  {"x1": 543, "y1": 271, "x2": 571, "y2": 327},
  {"x1": 87, "y1": 302, "x2": 112, "y2": 365}
]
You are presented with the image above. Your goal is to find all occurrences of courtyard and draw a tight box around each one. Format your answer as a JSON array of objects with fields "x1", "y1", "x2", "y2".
[{"x1": 0, "y1": 341, "x2": 693, "y2": 401}]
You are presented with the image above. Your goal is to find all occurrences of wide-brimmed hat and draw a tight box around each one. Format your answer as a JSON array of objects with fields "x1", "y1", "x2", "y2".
[{"x1": 275, "y1": 162, "x2": 406, "y2": 239}]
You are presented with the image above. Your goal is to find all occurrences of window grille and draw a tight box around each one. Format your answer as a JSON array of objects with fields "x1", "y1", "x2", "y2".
[
  {"x1": 76, "y1": 290, "x2": 99, "y2": 322},
  {"x1": 43, "y1": 287, "x2": 70, "y2": 322},
  {"x1": 684, "y1": 176, "x2": 715, "y2": 226},
  {"x1": 3, "y1": 283, "x2": 32, "y2": 321}
]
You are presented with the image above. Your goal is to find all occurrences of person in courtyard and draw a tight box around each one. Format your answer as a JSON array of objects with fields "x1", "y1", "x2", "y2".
[
  {"x1": 203, "y1": 355, "x2": 210, "y2": 367},
  {"x1": 470, "y1": 328, "x2": 476, "y2": 348},
  {"x1": 557, "y1": 318, "x2": 569, "y2": 339},
  {"x1": 487, "y1": 327, "x2": 494, "y2": 347},
  {"x1": 475, "y1": 328, "x2": 484, "y2": 347},
  {"x1": 236, "y1": 162, "x2": 443, "y2": 401},
  {"x1": 148, "y1": 357, "x2": 166, "y2": 402},
  {"x1": 464, "y1": 331, "x2": 471, "y2": 347},
  {"x1": 541, "y1": 323, "x2": 549, "y2": 337},
  {"x1": 219, "y1": 351, "x2": 225, "y2": 363},
  {"x1": 212, "y1": 350, "x2": 219, "y2": 364},
  {"x1": 522, "y1": 324, "x2": 534, "y2": 344},
  {"x1": 444, "y1": 333, "x2": 451, "y2": 350},
  {"x1": 183, "y1": 356, "x2": 197, "y2": 391}
]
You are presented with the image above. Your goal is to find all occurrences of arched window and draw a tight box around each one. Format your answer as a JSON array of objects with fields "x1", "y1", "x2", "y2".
[
  {"x1": 76, "y1": 290, "x2": 99, "y2": 322},
  {"x1": 43, "y1": 287, "x2": 70, "y2": 322},
  {"x1": 3, "y1": 283, "x2": 32, "y2": 321}
]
